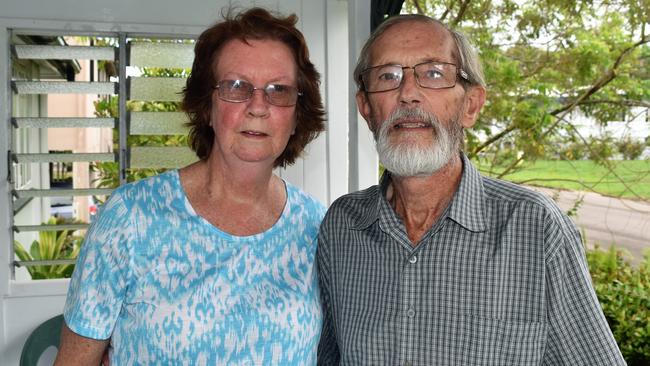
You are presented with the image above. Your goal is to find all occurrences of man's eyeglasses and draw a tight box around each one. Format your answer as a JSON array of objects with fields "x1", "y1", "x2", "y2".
[
  {"x1": 214, "y1": 79, "x2": 302, "y2": 107},
  {"x1": 360, "y1": 61, "x2": 469, "y2": 93}
]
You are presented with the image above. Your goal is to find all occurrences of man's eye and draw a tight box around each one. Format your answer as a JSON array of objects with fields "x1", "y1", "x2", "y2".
[
  {"x1": 378, "y1": 72, "x2": 401, "y2": 81},
  {"x1": 424, "y1": 69, "x2": 444, "y2": 79}
]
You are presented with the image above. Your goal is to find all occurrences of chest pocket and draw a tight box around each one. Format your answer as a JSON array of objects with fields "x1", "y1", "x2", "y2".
[{"x1": 460, "y1": 315, "x2": 547, "y2": 366}]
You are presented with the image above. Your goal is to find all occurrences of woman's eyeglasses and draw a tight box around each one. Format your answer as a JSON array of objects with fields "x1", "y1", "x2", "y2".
[{"x1": 214, "y1": 79, "x2": 302, "y2": 107}]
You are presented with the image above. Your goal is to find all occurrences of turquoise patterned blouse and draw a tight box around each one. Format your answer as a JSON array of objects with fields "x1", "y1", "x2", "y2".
[{"x1": 63, "y1": 170, "x2": 325, "y2": 365}]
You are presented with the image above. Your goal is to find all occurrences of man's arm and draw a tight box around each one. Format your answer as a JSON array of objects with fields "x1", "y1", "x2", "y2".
[
  {"x1": 317, "y1": 229, "x2": 341, "y2": 365},
  {"x1": 543, "y1": 219, "x2": 626, "y2": 365},
  {"x1": 54, "y1": 323, "x2": 109, "y2": 366}
]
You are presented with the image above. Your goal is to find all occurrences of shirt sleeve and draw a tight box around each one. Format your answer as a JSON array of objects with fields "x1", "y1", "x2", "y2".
[
  {"x1": 63, "y1": 188, "x2": 135, "y2": 340},
  {"x1": 316, "y1": 224, "x2": 341, "y2": 365},
  {"x1": 543, "y1": 214, "x2": 626, "y2": 365}
]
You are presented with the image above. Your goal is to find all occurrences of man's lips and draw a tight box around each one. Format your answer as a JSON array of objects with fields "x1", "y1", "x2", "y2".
[{"x1": 392, "y1": 120, "x2": 432, "y2": 129}]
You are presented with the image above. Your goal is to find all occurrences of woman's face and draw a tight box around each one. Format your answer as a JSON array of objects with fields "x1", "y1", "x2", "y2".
[{"x1": 210, "y1": 38, "x2": 298, "y2": 168}]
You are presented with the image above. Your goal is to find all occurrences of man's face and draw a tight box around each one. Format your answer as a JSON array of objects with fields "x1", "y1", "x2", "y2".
[{"x1": 357, "y1": 21, "x2": 484, "y2": 176}]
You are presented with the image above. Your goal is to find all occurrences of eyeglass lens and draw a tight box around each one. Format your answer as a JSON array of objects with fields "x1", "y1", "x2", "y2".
[
  {"x1": 216, "y1": 79, "x2": 300, "y2": 106},
  {"x1": 362, "y1": 62, "x2": 460, "y2": 92}
]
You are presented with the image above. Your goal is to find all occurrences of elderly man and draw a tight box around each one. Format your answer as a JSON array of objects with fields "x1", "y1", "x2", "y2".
[{"x1": 317, "y1": 14, "x2": 625, "y2": 365}]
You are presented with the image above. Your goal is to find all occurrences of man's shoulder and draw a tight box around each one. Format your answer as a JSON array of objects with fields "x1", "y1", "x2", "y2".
[
  {"x1": 322, "y1": 185, "x2": 380, "y2": 227},
  {"x1": 478, "y1": 174, "x2": 577, "y2": 236},
  {"x1": 480, "y1": 174, "x2": 559, "y2": 211},
  {"x1": 330, "y1": 184, "x2": 380, "y2": 209}
]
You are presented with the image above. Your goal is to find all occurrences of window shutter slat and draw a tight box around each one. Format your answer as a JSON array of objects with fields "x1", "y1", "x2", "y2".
[
  {"x1": 13, "y1": 117, "x2": 116, "y2": 128},
  {"x1": 129, "y1": 42, "x2": 194, "y2": 68},
  {"x1": 129, "y1": 112, "x2": 188, "y2": 135},
  {"x1": 14, "y1": 45, "x2": 115, "y2": 60},
  {"x1": 129, "y1": 77, "x2": 185, "y2": 101},
  {"x1": 13, "y1": 81, "x2": 116, "y2": 95},
  {"x1": 14, "y1": 152, "x2": 115, "y2": 163},
  {"x1": 14, "y1": 188, "x2": 114, "y2": 198},
  {"x1": 129, "y1": 146, "x2": 196, "y2": 168}
]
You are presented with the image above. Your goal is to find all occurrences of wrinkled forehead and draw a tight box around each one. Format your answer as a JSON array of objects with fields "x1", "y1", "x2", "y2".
[{"x1": 369, "y1": 20, "x2": 459, "y2": 66}]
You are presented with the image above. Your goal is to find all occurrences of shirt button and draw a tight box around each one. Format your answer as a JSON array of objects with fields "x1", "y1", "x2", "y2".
[
  {"x1": 408, "y1": 255, "x2": 417, "y2": 264},
  {"x1": 407, "y1": 308, "x2": 415, "y2": 318}
]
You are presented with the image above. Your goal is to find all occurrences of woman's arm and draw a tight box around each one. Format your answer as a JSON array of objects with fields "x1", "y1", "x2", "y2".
[{"x1": 54, "y1": 324, "x2": 109, "y2": 366}]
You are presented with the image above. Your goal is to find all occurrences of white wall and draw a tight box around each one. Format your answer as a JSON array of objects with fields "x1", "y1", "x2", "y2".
[{"x1": 0, "y1": 1, "x2": 372, "y2": 364}]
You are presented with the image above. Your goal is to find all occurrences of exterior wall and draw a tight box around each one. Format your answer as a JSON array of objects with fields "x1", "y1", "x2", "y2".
[{"x1": 0, "y1": 1, "x2": 372, "y2": 364}]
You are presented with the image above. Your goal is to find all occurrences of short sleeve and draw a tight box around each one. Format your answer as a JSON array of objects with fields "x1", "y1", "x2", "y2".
[
  {"x1": 63, "y1": 188, "x2": 135, "y2": 340},
  {"x1": 543, "y1": 215, "x2": 626, "y2": 365}
]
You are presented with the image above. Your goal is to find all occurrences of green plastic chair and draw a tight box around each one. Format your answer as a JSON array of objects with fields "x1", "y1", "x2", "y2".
[{"x1": 20, "y1": 314, "x2": 64, "y2": 366}]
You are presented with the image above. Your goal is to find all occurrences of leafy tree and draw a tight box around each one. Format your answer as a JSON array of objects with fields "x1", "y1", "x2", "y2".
[{"x1": 404, "y1": 0, "x2": 650, "y2": 199}]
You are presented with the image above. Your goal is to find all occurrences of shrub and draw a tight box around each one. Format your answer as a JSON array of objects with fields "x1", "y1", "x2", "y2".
[
  {"x1": 13, "y1": 217, "x2": 84, "y2": 279},
  {"x1": 616, "y1": 137, "x2": 646, "y2": 160},
  {"x1": 559, "y1": 141, "x2": 588, "y2": 160},
  {"x1": 586, "y1": 245, "x2": 650, "y2": 365},
  {"x1": 587, "y1": 135, "x2": 615, "y2": 162}
]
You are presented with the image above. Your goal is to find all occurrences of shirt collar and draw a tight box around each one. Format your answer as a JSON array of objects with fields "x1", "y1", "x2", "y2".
[
  {"x1": 350, "y1": 154, "x2": 487, "y2": 232},
  {"x1": 349, "y1": 173, "x2": 388, "y2": 230},
  {"x1": 446, "y1": 154, "x2": 487, "y2": 232}
]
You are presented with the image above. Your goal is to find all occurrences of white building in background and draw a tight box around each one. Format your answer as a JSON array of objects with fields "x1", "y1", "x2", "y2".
[{"x1": 573, "y1": 107, "x2": 650, "y2": 158}]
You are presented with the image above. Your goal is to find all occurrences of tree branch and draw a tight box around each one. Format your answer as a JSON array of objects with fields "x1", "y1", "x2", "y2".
[
  {"x1": 480, "y1": 34, "x2": 649, "y2": 171},
  {"x1": 471, "y1": 124, "x2": 518, "y2": 156},
  {"x1": 409, "y1": 0, "x2": 425, "y2": 15},
  {"x1": 440, "y1": 0, "x2": 453, "y2": 21},
  {"x1": 451, "y1": 0, "x2": 472, "y2": 26},
  {"x1": 550, "y1": 35, "x2": 650, "y2": 117},
  {"x1": 575, "y1": 99, "x2": 650, "y2": 108}
]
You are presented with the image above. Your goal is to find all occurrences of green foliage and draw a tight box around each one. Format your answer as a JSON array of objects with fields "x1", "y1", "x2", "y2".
[
  {"x1": 586, "y1": 246, "x2": 650, "y2": 365},
  {"x1": 559, "y1": 142, "x2": 588, "y2": 161},
  {"x1": 587, "y1": 134, "x2": 616, "y2": 162},
  {"x1": 616, "y1": 137, "x2": 647, "y2": 160},
  {"x1": 13, "y1": 217, "x2": 83, "y2": 279},
  {"x1": 403, "y1": 0, "x2": 650, "y2": 186},
  {"x1": 91, "y1": 63, "x2": 189, "y2": 188}
]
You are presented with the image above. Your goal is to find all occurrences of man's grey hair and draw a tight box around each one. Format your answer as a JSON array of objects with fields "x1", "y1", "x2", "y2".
[{"x1": 353, "y1": 14, "x2": 486, "y2": 91}]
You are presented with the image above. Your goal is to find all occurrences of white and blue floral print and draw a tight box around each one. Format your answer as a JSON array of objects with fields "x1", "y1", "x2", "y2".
[{"x1": 64, "y1": 170, "x2": 325, "y2": 365}]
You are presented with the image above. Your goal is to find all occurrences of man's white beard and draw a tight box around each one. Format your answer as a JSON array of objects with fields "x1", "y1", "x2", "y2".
[{"x1": 373, "y1": 108, "x2": 463, "y2": 177}]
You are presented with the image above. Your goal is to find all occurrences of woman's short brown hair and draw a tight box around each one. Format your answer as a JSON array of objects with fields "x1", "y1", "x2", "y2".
[{"x1": 182, "y1": 7, "x2": 325, "y2": 167}]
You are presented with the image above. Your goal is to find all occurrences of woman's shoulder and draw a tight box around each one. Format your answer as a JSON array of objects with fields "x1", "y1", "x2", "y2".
[
  {"x1": 108, "y1": 170, "x2": 180, "y2": 205},
  {"x1": 285, "y1": 181, "x2": 327, "y2": 220}
]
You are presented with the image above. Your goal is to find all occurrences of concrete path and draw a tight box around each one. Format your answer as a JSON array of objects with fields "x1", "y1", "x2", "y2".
[{"x1": 529, "y1": 186, "x2": 650, "y2": 263}]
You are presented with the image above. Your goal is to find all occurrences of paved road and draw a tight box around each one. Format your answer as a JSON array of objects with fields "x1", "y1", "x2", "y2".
[{"x1": 529, "y1": 186, "x2": 650, "y2": 263}]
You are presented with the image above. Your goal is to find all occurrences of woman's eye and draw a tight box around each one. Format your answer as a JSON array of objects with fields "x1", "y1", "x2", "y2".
[{"x1": 270, "y1": 84, "x2": 288, "y2": 93}]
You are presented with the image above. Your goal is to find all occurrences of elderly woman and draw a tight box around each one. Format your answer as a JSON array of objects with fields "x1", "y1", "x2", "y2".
[{"x1": 55, "y1": 8, "x2": 326, "y2": 365}]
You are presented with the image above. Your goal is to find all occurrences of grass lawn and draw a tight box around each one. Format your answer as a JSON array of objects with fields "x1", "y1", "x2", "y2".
[{"x1": 477, "y1": 159, "x2": 650, "y2": 201}]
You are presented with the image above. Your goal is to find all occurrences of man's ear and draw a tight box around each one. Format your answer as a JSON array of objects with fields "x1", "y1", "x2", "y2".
[
  {"x1": 460, "y1": 86, "x2": 486, "y2": 129},
  {"x1": 356, "y1": 91, "x2": 373, "y2": 129}
]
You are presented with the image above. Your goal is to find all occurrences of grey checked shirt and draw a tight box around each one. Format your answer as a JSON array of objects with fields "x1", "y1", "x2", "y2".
[{"x1": 317, "y1": 154, "x2": 625, "y2": 365}]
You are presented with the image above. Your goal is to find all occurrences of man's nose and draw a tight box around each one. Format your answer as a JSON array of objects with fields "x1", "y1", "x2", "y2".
[{"x1": 398, "y1": 68, "x2": 422, "y2": 105}]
